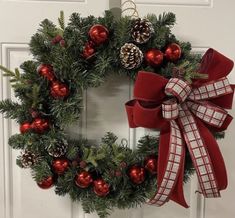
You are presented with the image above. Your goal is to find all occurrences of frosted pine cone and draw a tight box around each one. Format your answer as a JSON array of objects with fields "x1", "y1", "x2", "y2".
[
  {"x1": 120, "y1": 43, "x2": 143, "y2": 70},
  {"x1": 131, "y1": 18, "x2": 154, "y2": 44}
]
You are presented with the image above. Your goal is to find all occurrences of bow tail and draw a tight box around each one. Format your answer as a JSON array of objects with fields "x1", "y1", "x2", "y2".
[
  {"x1": 149, "y1": 120, "x2": 188, "y2": 207},
  {"x1": 178, "y1": 103, "x2": 221, "y2": 198},
  {"x1": 196, "y1": 118, "x2": 227, "y2": 190}
]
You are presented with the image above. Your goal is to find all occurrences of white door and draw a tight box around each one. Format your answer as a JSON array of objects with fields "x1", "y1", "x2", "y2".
[{"x1": 0, "y1": 0, "x2": 235, "y2": 218}]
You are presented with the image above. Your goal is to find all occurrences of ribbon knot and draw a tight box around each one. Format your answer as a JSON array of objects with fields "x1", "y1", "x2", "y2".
[
  {"x1": 165, "y1": 78, "x2": 192, "y2": 102},
  {"x1": 125, "y1": 48, "x2": 234, "y2": 208},
  {"x1": 162, "y1": 78, "x2": 192, "y2": 120}
]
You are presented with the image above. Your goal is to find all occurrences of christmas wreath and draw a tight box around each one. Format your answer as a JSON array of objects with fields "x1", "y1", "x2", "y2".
[{"x1": 0, "y1": 8, "x2": 234, "y2": 218}]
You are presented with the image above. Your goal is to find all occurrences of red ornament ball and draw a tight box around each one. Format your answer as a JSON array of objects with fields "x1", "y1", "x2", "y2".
[
  {"x1": 31, "y1": 118, "x2": 50, "y2": 134},
  {"x1": 51, "y1": 35, "x2": 63, "y2": 44},
  {"x1": 115, "y1": 170, "x2": 122, "y2": 177},
  {"x1": 60, "y1": 39, "x2": 66, "y2": 47},
  {"x1": 88, "y1": 24, "x2": 109, "y2": 45},
  {"x1": 20, "y1": 122, "x2": 31, "y2": 134},
  {"x1": 120, "y1": 161, "x2": 127, "y2": 169},
  {"x1": 165, "y1": 43, "x2": 182, "y2": 62},
  {"x1": 37, "y1": 176, "x2": 54, "y2": 189},
  {"x1": 79, "y1": 160, "x2": 87, "y2": 169},
  {"x1": 50, "y1": 81, "x2": 70, "y2": 99},
  {"x1": 75, "y1": 171, "x2": 93, "y2": 188},
  {"x1": 37, "y1": 64, "x2": 55, "y2": 81},
  {"x1": 145, "y1": 49, "x2": 164, "y2": 67},
  {"x1": 93, "y1": 179, "x2": 110, "y2": 197},
  {"x1": 83, "y1": 41, "x2": 96, "y2": 59},
  {"x1": 129, "y1": 166, "x2": 146, "y2": 184},
  {"x1": 144, "y1": 156, "x2": 158, "y2": 174},
  {"x1": 52, "y1": 158, "x2": 69, "y2": 175}
]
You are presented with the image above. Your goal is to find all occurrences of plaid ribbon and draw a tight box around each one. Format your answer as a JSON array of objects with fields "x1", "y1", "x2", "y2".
[
  {"x1": 152, "y1": 76, "x2": 232, "y2": 205},
  {"x1": 149, "y1": 120, "x2": 184, "y2": 205}
]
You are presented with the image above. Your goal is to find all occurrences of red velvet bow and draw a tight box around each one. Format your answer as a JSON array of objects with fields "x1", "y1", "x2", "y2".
[{"x1": 125, "y1": 49, "x2": 234, "y2": 207}]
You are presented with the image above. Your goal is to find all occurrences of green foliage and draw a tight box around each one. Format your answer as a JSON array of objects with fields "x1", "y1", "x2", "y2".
[
  {"x1": 0, "y1": 100, "x2": 22, "y2": 120},
  {"x1": 32, "y1": 160, "x2": 53, "y2": 182},
  {"x1": 58, "y1": 11, "x2": 65, "y2": 31}
]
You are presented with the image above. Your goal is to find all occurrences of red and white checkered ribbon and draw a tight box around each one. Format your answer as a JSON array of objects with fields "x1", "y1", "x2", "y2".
[
  {"x1": 150, "y1": 77, "x2": 232, "y2": 206},
  {"x1": 187, "y1": 101, "x2": 228, "y2": 128},
  {"x1": 162, "y1": 99, "x2": 179, "y2": 120},
  {"x1": 178, "y1": 103, "x2": 220, "y2": 198},
  {"x1": 149, "y1": 120, "x2": 184, "y2": 205},
  {"x1": 188, "y1": 77, "x2": 233, "y2": 101},
  {"x1": 165, "y1": 78, "x2": 192, "y2": 102}
]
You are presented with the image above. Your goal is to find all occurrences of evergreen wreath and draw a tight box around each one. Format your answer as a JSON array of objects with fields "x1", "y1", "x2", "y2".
[{"x1": 0, "y1": 9, "x2": 231, "y2": 218}]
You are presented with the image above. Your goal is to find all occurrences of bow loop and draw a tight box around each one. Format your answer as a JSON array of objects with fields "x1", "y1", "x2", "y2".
[
  {"x1": 134, "y1": 71, "x2": 168, "y2": 103},
  {"x1": 165, "y1": 78, "x2": 192, "y2": 102},
  {"x1": 195, "y1": 49, "x2": 234, "y2": 87},
  {"x1": 187, "y1": 101, "x2": 228, "y2": 128},
  {"x1": 162, "y1": 99, "x2": 179, "y2": 120}
]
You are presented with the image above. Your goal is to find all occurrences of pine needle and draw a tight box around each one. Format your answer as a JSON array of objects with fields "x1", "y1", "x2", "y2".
[
  {"x1": 0, "y1": 65, "x2": 15, "y2": 77},
  {"x1": 0, "y1": 65, "x2": 24, "y2": 81},
  {"x1": 58, "y1": 11, "x2": 65, "y2": 30}
]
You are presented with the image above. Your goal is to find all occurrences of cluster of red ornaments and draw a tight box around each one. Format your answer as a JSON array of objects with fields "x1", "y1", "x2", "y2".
[
  {"x1": 19, "y1": 64, "x2": 70, "y2": 135},
  {"x1": 20, "y1": 118, "x2": 50, "y2": 134},
  {"x1": 36, "y1": 156, "x2": 158, "y2": 196},
  {"x1": 129, "y1": 156, "x2": 158, "y2": 184},
  {"x1": 37, "y1": 158, "x2": 70, "y2": 189},
  {"x1": 75, "y1": 171, "x2": 110, "y2": 197},
  {"x1": 37, "y1": 158, "x2": 110, "y2": 197},
  {"x1": 51, "y1": 35, "x2": 66, "y2": 47},
  {"x1": 37, "y1": 64, "x2": 70, "y2": 99},
  {"x1": 83, "y1": 24, "x2": 109, "y2": 59},
  {"x1": 145, "y1": 43, "x2": 181, "y2": 67}
]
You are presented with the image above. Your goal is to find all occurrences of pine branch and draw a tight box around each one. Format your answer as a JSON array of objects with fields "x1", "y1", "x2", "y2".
[
  {"x1": 101, "y1": 132, "x2": 118, "y2": 145},
  {"x1": 0, "y1": 65, "x2": 24, "y2": 84},
  {"x1": 8, "y1": 134, "x2": 28, "y2": 150},
  {"x1": 157, "y1": 12, "x2": 176, "y2": 27},
  {"x1": 58, "y1": 11, "x2": 65, "y2": 31},
  {"x1": 31, "y1": 160, "x2": 53, "y2": 182},
  {"x1": 0, "y1": 99, "x2": 22, "y2": 120},
  {"x1": 27, "y1": 84, "x2": 41, "y2": 108},
  {"x1": 39, "y1": 19, "x2": 58, "y2": 38}
]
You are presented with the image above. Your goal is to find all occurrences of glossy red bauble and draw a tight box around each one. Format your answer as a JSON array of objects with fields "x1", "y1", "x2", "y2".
[
  {"x1": 93, "y1": 179, "x2": 110, "y2": 197},
  {"x1": 145, "y1": 49, "x2": 164, "y2": 67},
  {"x1": 37, "y1": 176, "x2": 54, "y2": 189},
  {"x1": 50, "y1": 81, "x2": 70, "y2": 99},
  {"x1": 52, "y1": 158, "x2": 69, "y2": 175},
  {"x1": 79, "y1": 160, "x2": 87, "y2": 169},
  {"x1": 83, "y1": 41, "x2": 96, "y2": 59},
  {"x1": 75, "y1": 171, "x2": 93, "y2": 188},
  {"x1": 144, "y1": 156, "x2": 158, "y2": 174},
  {"x1": 60, "y1": 39, "x2": 66, "y2": 47},
  {"x1": 51, "y1": 35, "x2": 63, "y2": 45},
  {"x1": 88, "y1": 24, "x2": 109, "y2": 45},
  {"x1": 37, "y1": 64, "x2": 55, "y2": 81},
  {"x1": 129, "y1": 166, "x2": 146, "y2": 184},
  {"x1": 31, "y1": 118, "x2": 50, "y2": 134},
  {"x1": 165, "y1": 43, "x2": 182, "y2": 62},
  {"x1": 20, "y1": 122, "x2": 32, "y2": 134}
]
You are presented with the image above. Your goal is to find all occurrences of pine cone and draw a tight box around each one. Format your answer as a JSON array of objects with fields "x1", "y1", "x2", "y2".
[
  {"x1": 20, "y1": 150, "x2": 38, "y2": 168},
  {"x1": 47, "y1": 140, "x2": 68, "y2": 158},
  {"x1": 120, "y1": 43, "x2": 143, "y2": 70},
  {"x1": 131, "y1": 18, "x2": 154, "y2": 44}
]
